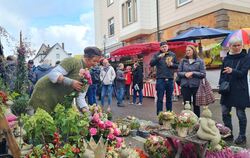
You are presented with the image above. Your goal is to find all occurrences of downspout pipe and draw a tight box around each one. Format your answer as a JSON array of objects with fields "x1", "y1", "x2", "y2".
[{"x1": 156, "y1": 0, "x2": 160, "y2": 42}]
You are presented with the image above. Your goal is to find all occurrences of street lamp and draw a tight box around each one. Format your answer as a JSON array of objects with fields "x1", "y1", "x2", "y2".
[{"x1": 103, "y1": 34, "x2": 107, "y2": 57}]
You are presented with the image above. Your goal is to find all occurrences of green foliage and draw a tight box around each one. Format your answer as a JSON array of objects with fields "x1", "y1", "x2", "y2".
[
  {"x1": 130, "y1": 119, "x2": 140, "y2": 130},
  {"x1": 15, "y1": 46, "x2": 29, "y2": 93},
  {"x1": 21, "y1": 108, "x2": 56, "y2": 145},
  {"x1": 62, "y1": 92, "x2": 77, "y2": 109},
  {"x1": 53, "y1": 104, "x2": 89, "y2": 143},
  {"x1": 0, "y1": 77, "x2": 8, "y2": 91},
  {"x1": 10, "y1": 92, "x2": 29, "y2": 116},
  {"x1": 210, "y1": 44, "x2": 222, "y2": 57}
]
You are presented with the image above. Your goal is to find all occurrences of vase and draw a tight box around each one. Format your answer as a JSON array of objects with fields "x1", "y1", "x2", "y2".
[
  {"x1": 162, "y1": 120, "x2": 172, "y2": 129},
  {"x1": 176, "y1": 127, "x2": 188, "y2": 137}
]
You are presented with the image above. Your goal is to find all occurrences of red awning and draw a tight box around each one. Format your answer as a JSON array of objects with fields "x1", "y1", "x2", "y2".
[{"x1": 110, "y1": 41, "x2": 198, "y2": 57}]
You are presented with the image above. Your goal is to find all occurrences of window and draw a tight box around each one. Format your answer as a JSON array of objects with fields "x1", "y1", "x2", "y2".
[
  {"x1": 122, "y1": 0, "x2": 137, "y2": 27},
  {"x1": 56, "y1": 53, "x2": 60, "y2": 59},
  {"x1": 176, "y1": 0, "x2": 192, "y2": 7},
  {"x1": 127, "y1": 1, "x2": 132, "y2": 23},
  {"x1": 108, "y1": 17, "x2": 114, "y2": 36},
  {"x1": 107, "y1": 0, "x2": 114, "y2": 6}
]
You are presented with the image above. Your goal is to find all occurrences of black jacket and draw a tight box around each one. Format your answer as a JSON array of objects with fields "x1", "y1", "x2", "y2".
[
  {"x1": 219, "y1": 51, "x2": 250, "y2": 108},
  {"x1": 150, "y1": 51, "x2": 178, "y2": 79},
  {"x1": 132, "y1": 66, "x2": 143, "y2": 90}
]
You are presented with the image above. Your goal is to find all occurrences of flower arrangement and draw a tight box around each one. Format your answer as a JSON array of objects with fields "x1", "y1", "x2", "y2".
[
  {"x1": 89, "y1": 112, "x2": 124, "y2": 148},
  {"x1": 158, "y1": 111, "x2": 176, "y2": 129},
  {"x1": 144, "y1": 135, "x2": 170, "y2": 158},
  {"x1": 174, "y1": 112, "x2": 197, "y2": 128},
  {"x1": 78, "y1": 68, "x2": 92, "y2": 92},
  {"x1": 158, "y1": 111, "x2": 176, "y2": 122}
]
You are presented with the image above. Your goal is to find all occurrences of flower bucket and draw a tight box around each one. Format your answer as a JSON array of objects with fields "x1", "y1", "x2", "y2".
[
  {"x1": 130, "y1": 130, "x2": 137, "y2": 137},
  {"x1": 176, "y1": 127, "x2": 188, "y2": 137},
  {"x1": 162, "y1": 120, "x2": 172, "y2": 129}
]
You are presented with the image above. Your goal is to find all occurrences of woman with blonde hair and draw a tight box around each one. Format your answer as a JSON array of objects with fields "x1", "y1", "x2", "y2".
[{"x1": 177, "y1": 45, "x2": 206, "y2": 117}]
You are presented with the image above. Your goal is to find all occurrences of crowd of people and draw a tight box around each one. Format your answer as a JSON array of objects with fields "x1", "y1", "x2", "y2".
[{"x1": 1, "y1": 37, "x2": 250, "y2": 145}]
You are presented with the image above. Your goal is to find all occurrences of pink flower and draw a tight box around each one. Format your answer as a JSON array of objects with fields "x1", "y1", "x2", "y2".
[
  {"x1": 98, "y1": 121, "x2": 106, "y2": 129},
  {"x1": 107, "y1": 133, "x2": 115, "y2": 140},
  {"x1": 89, "y1": 128, "x2": 97, "y2": 136},
  {"x1": 113, "y1": 128, "x2": 121, "y2": 136},
  {"x1": 94, "y1": 106, "x2": 99, "y2": 112},
  {"x1": 107, "y1": 107, "x2": 111, "y2": 112},
  {"x1": 115, "y1": 137, "x2": 124, "y2": 148},
  {"x1": 109, "y1": 128, "x2": 114, "y2": 134},
  {"x1": 79, "y1": 68, "x2": 93, "y2": 85},
  {"x1": 92, "y1": 113, "x2": 100, "y2": 123},
  {"x1": 105, "y1": 120, "x2": 113, "y2": 128},
  {"x1": 79, "y1": 69, "x2": 86, "y2": 77}
]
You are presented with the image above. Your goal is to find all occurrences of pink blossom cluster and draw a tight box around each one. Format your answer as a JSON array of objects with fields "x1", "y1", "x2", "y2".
[
  {"x1": 89, "y1": 113, "x2": 123, "y2": 148},
  {"x1": 79, "y1": 68, "x2": 92, "y2": 85}
]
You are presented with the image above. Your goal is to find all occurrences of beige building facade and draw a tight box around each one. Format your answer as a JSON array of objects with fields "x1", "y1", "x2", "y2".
[{"x1": 94, "y1": 0, "x2": 250, "y2": 55}]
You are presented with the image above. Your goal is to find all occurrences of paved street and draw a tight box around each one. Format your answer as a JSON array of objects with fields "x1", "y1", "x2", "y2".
[{"x1": 108, "y1": 92, "x2": 250, "y2": 148}]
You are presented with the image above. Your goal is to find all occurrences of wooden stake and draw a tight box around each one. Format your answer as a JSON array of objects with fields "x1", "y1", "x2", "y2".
[{"x1": 0, "y1": 107, "x2": 21, "y2": 158}]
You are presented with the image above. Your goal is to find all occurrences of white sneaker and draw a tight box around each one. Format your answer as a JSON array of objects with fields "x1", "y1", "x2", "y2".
[{"x1": 137, "y1": 103, "x2": 142, "y2": 105}]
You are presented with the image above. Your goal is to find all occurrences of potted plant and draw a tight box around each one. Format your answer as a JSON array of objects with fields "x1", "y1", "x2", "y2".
[
  {"x1": 130, "y1": 120, "x2": 140, "y2": 137},
  {"x1": 174, "y1": 112, "x2": 197, "y2": 137},
  {"x1": 158, "y1": 111, "x2": 176, "y2": 129}
]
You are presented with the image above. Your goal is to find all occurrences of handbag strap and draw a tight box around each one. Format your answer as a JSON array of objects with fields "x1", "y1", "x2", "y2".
[
  {"x1": 101, "y1": 66, "x2": 110, "y2": 83},
  {"x1": 226, "y1": 59, "x2": 241, "y2": 82}
]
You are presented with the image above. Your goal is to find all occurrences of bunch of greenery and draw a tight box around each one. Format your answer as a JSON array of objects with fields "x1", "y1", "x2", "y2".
[
  {"x1": 10, "y1": 92, "x2": 29, "y2": 116},
  {"x1": 21, "y1": 108, "x2": 56, "y2": 145},
  {"x1": 130, "y1": 119, "x2": 140, "y2": 130},
  {"x1": 53, "y1": 104, "x2": 89, "y2": 143}
]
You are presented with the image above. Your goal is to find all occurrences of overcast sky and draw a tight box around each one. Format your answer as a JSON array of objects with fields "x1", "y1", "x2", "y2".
[{"x1": 0, "y1": 0, "x2": 94, "y2": 57}]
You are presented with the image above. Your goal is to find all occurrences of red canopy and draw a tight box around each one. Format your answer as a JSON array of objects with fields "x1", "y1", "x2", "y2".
[{"x1": 110, "y1": 41, "x2": 198, "y2": 57}]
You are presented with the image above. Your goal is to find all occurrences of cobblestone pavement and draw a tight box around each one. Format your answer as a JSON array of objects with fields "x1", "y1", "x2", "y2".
[{"x1": 105, "y1": 92, "x2": 250, "y2": 149}]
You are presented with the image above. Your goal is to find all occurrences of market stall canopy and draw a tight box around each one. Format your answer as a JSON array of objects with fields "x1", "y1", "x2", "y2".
[
  {"x1": 110, "y1": 41, "x2": 198, "y2": 57},
  {"x1": 168, "y1": 27, "x2": 232, "y2": 42},
  {"x1": 221, "y1": 28, "x2": 250, "y2": 47}
]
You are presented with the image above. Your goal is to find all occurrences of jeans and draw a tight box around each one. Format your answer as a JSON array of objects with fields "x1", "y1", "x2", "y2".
[
  {"x1": 156, "y1": 79, "x2": 174, "y2": 115},
  {"x1": 87, "y1": 84, "x2": 97, "y2": 105},
  {"x1": 101, "y1": 84, "x2": 113, "y2": 106},
  {"x1": 181, "y1": 86, "x2": 200, "y2": 117},
  {"x1": 133, "y1": 88, "x2": 143, "y2": 104},
  {"x1": 116, "y1": 86, "x2": 125, "y2": 105},
  {"x1": 125, "y1": 84, "x2": 131, "y2": 100},
  {"x1": 221, "y1": 104, "x2": 247, "y2": 137}
]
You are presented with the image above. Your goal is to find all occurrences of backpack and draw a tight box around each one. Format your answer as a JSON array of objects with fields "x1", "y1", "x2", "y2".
[{"x1": 91, "y1": 68, "x2": 101, "y2": 84}]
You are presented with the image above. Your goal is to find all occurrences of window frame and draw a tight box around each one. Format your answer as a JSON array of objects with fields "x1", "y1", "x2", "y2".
[
  {"x1": 176, "y1": 0, "x2": 192, "y2": 7},
  {"x1": 122, "y1": 0, "x2": 137, "y2": 27},
  {"x1": 108, "y1": 17, "x2": 115, "y2": 37}
]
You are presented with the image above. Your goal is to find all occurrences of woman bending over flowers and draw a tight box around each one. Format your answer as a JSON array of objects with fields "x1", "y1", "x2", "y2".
[{"x1": 29, "y1": 47, "x2": 102, "y2": 113}]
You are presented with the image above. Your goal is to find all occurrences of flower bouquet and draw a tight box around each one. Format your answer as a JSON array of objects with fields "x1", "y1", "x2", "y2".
[
  {"x1": 144, "y1": 135, "x2": 170, "y2": 158},
  {"x1": 63, "y1": 68, "x2": 92, "y2": 107},
  {"x1": 174, "y1": 112, "x2": 197, "y2": 137},
  {"x1": 158, "y1": 111, "x2": 176, "y2": 129},
  {"x1": 78, "y1": 68, "x2": 92, "y2": 91}
]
